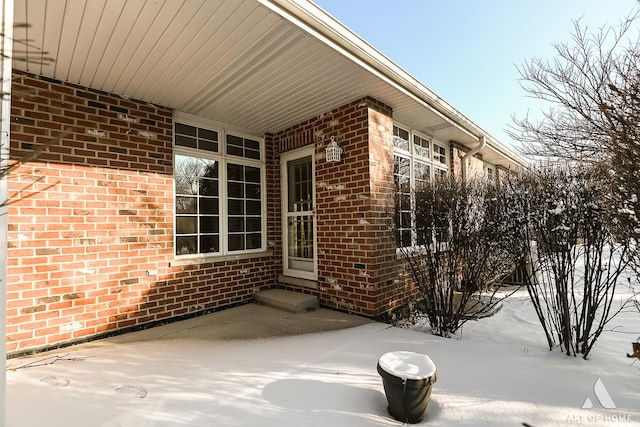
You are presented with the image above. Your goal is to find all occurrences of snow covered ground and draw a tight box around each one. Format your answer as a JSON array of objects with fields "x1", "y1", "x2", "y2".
[{"x1": 5, "y1": 289, "x2": 640, "y2": 427}]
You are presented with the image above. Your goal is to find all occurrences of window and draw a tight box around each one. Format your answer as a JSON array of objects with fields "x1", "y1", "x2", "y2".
[
  {"x1": 393, "y1": 124, "x2": 449, "y2": 247},
  {"x1": 393, "y1": 126, "x2": 410, "y2": 151},
  {"x1": 394, "y1": 156, "x2": 412, "y2": 248},
  {"x1": 227, "y1": 163, "x2": 262, "y2": 251},
  {"x1": 413, "y1": 134, "x2": 430, "y2": 158},
  {"x1": 433, "y1": 143, "x2": 447, "y2": 165},
  {"x1": 175, "y1": 154, "x2": 220, "y2": 255},
  {"x1": 484, "y1": 164, "x2": 495, "y2": 182},
  {"x1": 175, "y1": 123, "x2": 219, "y2": 152},
  {"x1": 174, "y1": 118, "x2": 264, "y2": 256}
]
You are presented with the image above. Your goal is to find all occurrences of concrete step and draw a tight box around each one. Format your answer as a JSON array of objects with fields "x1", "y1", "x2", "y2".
[{"x1": 254, "y1": 289, "x2": 319, "y2": 314}]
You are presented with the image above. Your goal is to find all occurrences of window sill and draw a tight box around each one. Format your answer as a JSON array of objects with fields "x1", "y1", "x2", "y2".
[{"x1": 170, "y1": 251, "x2": 274, "y2": 267}]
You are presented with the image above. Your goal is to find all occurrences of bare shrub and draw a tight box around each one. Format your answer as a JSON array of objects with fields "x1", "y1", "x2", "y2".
[
  {"x1": 509, "y1": 165, "x2": 635, "y2": 359},
  {"x1": 509, "y1": 14, "x2": 640, "y2": 296},
  {"x1": 397, "y1": 176, "x2": 523, "y2": 337}
]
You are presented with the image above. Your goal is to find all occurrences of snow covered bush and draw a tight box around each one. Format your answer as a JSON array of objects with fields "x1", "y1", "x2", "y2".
[
  {"x1": 509, "y1": 165, "x2": 636, "y2": 359},
  {"x1": 506, "y1": 15, "x2": 640, "y2": 347},
  {"x1": 395, "y1": 176, "x2": 523, "y2": 337}
]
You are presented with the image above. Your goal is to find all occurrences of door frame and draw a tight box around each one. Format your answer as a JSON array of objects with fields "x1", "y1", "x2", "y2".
[{"x1": 280, "y1": 146, "x2": 317, "y2": 280}]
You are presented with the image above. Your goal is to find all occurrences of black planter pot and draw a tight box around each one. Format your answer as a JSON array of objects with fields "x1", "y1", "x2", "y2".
[{"x1": 377, "y1": 351, "x2": 437, "y2": 424}]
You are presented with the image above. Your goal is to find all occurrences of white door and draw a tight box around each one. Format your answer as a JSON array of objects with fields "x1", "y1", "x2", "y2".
[{"x1": 281, "y1": 147, "x2": 317, "y2": 279}]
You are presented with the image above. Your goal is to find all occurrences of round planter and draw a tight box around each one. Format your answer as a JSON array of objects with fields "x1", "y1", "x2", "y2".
[{"x1": 377, "y1": 351, "x2": 437, "y2": 424}]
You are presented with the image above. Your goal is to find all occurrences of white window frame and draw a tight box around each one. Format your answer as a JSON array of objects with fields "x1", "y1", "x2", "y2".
[
  {"x1": 484, "y1": 163, "x2": 496, "y2": 182},
  {"x1": 393, "y1": 123, "x2": 449, "y2": 248},
  {"x1": 432, "y1": 141, "x2": 449, "y2": 172},
  {"x1": 173, "y1": 113, "x2": 266, "y2": 258},
  {"x1": 281, "y1": 146, "x2": 318, "y2": 280}
]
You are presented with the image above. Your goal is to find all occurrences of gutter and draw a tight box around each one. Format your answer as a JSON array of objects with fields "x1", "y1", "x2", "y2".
[
  {"x1": 259, "y1": 0, "x2": 529, "y2": 170},
  {"x1": 462, "y1": 135, "x2": 486, "y2": 179}
]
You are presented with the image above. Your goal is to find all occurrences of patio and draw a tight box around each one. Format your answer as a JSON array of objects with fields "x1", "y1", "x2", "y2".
[
  {"x1": 6, "y1": 293, "x2": 640, "y2": 426},
  {"x1": 6, "y1": 304, "x2": 402, "y2": 426}
]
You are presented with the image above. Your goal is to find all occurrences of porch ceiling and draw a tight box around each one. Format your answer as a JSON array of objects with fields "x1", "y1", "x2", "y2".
[{"x1": 12, "y1": 0, "x2": 527, "y2": 169}]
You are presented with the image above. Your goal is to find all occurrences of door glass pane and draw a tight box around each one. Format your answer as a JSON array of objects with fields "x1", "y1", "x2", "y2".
[
  {"x1": 288, "y1": 215, "x2": 314, "y2": 260},
  {"x1": 288, "y1": 156, "x2": 313, "y2": 212}
]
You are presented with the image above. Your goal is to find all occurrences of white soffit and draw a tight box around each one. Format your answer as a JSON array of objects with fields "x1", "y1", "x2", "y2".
[{"x1": 12, "y1": 0, "x2": 527, "y2": 169}]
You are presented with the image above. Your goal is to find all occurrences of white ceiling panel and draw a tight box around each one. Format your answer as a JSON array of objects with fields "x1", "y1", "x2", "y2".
[
  {"x1": 80, "y1": 0, "x2": 127, "y2": 87},
  {"x1": 15, "y1": 0, "x2": 49, "y2": 75},
  {"x1": 86, "y1": 1, "x2": 146, "y2": 89}
]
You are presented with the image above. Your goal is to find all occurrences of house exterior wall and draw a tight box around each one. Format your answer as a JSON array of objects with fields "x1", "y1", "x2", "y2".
[
  {"x1": 6, "y1": 71, "x2": 277, "y2": 355},
  {"x1": 366, "y1": 105, "x2": 418, "y2": 315},
  {"x1": 6, "y1": 72, "x2": 433, "y2": 355},
  {"x1": 273, "y1": 97, "x2": 414, "y2": 317}
]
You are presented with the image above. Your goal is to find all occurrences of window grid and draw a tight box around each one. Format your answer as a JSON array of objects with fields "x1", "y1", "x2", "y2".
[
  {"x1": 175, "y1": 123, "x2": 219, "y2": 153},
  {"x1": 174, "y1": 121, "x2": 264, "y2": 256},
  {"x1": 175, "y1": 155, "x2": 220, "y2": 255},
  {"x1": 392, "y1": 124, "x2": 449, "y2": 248},
  {"x1": 485, "y1": 164, "x2": 495, "y2": 182},
  {"x1": 394, "y1": 155, "x2": 412, "y2": 248},
  {"x1": 227, "y1": 163, "x2": 262, "y2": 251},
  {"x1": 393, "y1": 126, "x2": 410, "y2": 151},
  {"x1": 226, "y1": 134, "x2": 261, "y2": 160},
  {"x1": 434, "y1": 143, "x2": 447, "y2": 165},
  {"x1": 413, "y1": 134, "x2": 430, "y2": 159}
]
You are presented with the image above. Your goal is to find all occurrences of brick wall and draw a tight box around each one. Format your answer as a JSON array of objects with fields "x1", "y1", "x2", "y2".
[
  {"x1": 6, "y1": 71, "x2": 277, "y2": 355},
  {"x1": 273, "y1": 97, "x2": 412, "y2": 317},
  {"x1": 314, "y1": 99, "x2": 378, "y2": 314},
  {"x1": 6, "y1": 72, "x2": 425, "y2": 354},
  {"x1": 366, "y1": 102, "x2": 417, "y2": 315}
]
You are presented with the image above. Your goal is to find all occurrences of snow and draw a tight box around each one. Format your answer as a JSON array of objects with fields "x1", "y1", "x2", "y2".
[
  {"x1": 618, "y1": 208, "x2": 636, "y2": 215},
  {"x1": 377, "y1": 351, "x2": 436, "y2": 380},
  {"x1": 549, "y1": 204, "x2": 565, "y2": 215},
  {"x1": 5, "y1": 289, "x2": 640, "y2": 427}
]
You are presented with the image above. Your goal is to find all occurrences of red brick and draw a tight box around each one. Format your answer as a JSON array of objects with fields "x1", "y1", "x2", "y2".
[{"x1": 7, "y1": 73, "x2": 405, "y2": 355}]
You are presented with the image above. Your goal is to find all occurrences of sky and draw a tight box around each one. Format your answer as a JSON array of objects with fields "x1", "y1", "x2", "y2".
[{"x1": 313, "y1": 0, "x2": 640, "y2": 151}]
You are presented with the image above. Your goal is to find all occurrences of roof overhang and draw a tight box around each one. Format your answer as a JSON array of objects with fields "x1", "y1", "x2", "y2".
[{"x1": 12, "y1": 0, "x2": 527, "y2": 170}]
